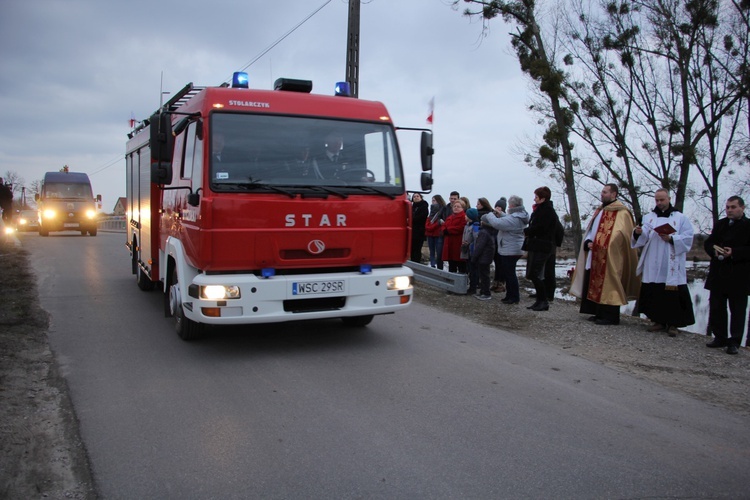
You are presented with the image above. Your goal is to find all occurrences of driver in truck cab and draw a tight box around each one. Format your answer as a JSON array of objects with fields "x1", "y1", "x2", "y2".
[{"x1": 313, "y1": 131, "x2": 344, "y2": 178}]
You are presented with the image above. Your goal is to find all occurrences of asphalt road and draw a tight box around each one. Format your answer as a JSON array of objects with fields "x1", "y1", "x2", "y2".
[{"x1": 25, "y1": 231, "x2": 749, "y2": 499}]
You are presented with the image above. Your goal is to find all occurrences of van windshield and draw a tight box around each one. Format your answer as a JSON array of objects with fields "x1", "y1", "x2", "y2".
[
  {"x1": 209, "y1": 113, "x2": 404, "y2": 195},
  {"x1": 44, "y1": 183, "x2": 93, "y2": 199}
]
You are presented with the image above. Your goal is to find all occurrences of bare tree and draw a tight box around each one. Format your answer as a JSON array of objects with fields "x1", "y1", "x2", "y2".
[
  {"x1": 688, "y1": 0, "x2": 750, "y2": 226},
  {"x1": 2, "y1": 171, "x2": 24, "y2": 195},
  {"x1": 454, "y1": 0, "x2": 748, "y2": 231},
  {"x1": 559, "y1": 0, "x2": 748, "y2": 226},
  {"x1": 27, "y1": 179, "x2": 43, "y2": 208},
  {"x1": 2, "y1": 170, "x2": 26, "y2": 210},
  {"x1": 456, "y1": 0, "x2": 584, "y2": 251},
  {"x1": 560, "y1": 1, "x2": 653, "y2": 222},
  {"x1": 724, "y1": 1, "x2": 750, "y2": 204},
  {"x1": 621, "y1": 0, "x2": 745, "y2": 211}
]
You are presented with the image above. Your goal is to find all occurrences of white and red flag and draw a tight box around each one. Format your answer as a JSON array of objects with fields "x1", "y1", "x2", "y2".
[
  {"x1": 129, "y1": 112, "x2": 136, "y2": 128},
  {"x1": 426, "y1": 97, "x2": 435, "y2": 125}
]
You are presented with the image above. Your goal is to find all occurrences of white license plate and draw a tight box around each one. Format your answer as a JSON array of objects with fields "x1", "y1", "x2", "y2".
[
  {"x1": 292, "y1": 280, "x2": 346, "y2": 296},
  {"x1": 64, "y1": 223, "x2": 79, "y2": 228}
]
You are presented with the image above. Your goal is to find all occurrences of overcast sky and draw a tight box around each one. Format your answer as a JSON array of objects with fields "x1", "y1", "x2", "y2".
[{"x1": 0, "y1": 0, "x2": 557, "y2": 213}]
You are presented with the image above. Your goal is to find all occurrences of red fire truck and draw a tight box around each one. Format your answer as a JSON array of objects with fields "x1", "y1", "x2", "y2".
[{"x1": 126, "y1": 74, "x2": 433, "y2": 340}]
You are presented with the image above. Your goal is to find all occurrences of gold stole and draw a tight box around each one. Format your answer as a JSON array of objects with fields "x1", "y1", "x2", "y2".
[{"x1": 587, "y1": 210, "x2": 618, "y2": 303}]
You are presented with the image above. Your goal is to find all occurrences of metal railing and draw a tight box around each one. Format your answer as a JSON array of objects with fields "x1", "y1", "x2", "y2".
[
  {"x1": 97, "y1": 215, "x2": 127, "y2": 232},
  {"x1": 405, "y1": 261, "x2": 469, "y2": 294}
]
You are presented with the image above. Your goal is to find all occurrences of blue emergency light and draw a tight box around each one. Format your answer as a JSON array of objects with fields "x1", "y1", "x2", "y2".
[
  {"x1": 334, "y1": 81, "x2": 351, "y2": 97},
  {"x1": 359, "y1": 264, "x2": 372, "y2": 274},
  {"x1": 261, "y1": 268, "x2": 276, "y2": 278},
  {"x1": 232, "y1": 72, "x2": 249, "y2": 89}
]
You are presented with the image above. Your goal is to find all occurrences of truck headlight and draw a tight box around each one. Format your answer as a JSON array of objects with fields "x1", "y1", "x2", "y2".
[
  {"x1": 85, "y1": 210, "x2": 97, "y2": 219},
  {"x1": 201, "y1": 285, "x2": 241, "y2": 300},
  {"x1": 387, "y1": 276, "x2": 412, "y2": 291},
  {"x1": 43, "y1": 209, "x2": 56, "y2": 220}
]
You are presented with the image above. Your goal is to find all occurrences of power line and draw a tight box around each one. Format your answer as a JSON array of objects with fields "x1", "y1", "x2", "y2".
[
  {"x1": 89, "y1": 2, "x2": 334, "y2": 178},
  {"x1": 228, "y1": 0, "x2": 332, "y2": 82},
  {"x1": 88, "y1": 155, "x2": 124, "y2": 177}
]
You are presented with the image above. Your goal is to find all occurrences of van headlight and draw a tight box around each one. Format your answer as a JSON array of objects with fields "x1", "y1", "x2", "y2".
[
  {"x1": 387, "y1": 276, "x2": 412, "y2": 291},
  {"x1": 201, "y1": 285, "x2": 241, "y2": 300}
]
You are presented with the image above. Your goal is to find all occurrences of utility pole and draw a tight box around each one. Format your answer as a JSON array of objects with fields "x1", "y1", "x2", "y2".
[{"x1": 345, "y1": 0, "x2": 360, "y2": 98}]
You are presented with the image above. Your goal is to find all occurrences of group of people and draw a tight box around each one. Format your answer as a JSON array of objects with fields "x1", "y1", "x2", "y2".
[
  {"x1": 410, "y1": 187, "x2": 559, "y2": 308},
  {"x1": 570, "y1": 184, "x2": 749, "y2": 355},
  {"x1": 411, "y1": 184, "x2": 750, "y2": 355}
]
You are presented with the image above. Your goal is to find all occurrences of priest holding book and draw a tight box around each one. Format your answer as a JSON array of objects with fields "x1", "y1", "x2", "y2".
[{"x1": 631, "y1": 188, "x2": 695, "y2": 336}]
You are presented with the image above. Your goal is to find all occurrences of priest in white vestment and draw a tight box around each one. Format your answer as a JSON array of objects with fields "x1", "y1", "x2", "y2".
[{"x1": 631, "y1": 189, "x2": 695, "y2": 336}]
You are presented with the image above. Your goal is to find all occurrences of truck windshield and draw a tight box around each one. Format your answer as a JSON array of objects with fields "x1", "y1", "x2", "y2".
[
  {"x1": 44, "y1": 183, "x2": 92, "y2": 199},
  {"x1": 209, "y1": 113, "x2": 404, "y2": 194}
]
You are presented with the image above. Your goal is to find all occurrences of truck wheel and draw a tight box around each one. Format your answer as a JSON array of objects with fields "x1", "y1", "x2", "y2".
[
  {"x1": 39, "y1": 226, "x2": 49, "y2": 237},
  {"x1": 89, "y1": 228, "x2": 97, "y2": 236},
  {"x1": 341, "y1": 315, "x2": 374, "y2": 327},
  {"x1": 169, "y1": 267, "x2": 202, "y2": 340}
]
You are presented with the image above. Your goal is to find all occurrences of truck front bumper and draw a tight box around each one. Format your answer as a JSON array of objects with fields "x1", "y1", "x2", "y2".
[{"x1": 181, "y1": 267, "x2": 413, "y2": 325}]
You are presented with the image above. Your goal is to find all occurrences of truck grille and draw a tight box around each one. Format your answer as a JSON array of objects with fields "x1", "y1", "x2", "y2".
[
  {"x1": 281, "y1": 249, "x2": 350, "y2": 259},
  {"x1": 283, "y1": 296, "x2": 346, "y2": 313}
]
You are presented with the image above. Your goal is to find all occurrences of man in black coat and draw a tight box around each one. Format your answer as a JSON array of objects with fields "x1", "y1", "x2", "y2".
[{"x1": 704, "y1": 196, "x2": 750, "y2": 355}]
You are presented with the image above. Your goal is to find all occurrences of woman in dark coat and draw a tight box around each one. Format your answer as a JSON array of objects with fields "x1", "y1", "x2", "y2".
[
  {"x1": 410, "y1": 193, "x2": 429, "y2": 263},
  {"x1": 425, "y1": 195, "x2": 447, "y2": 268},
  {"x1": 523, "y1": 186, "x2": 559, "y2": 311}
]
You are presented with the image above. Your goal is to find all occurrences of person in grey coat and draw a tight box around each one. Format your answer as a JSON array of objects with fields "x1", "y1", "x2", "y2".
[
  {"x1": 482, "y1": 195, "x2": 529, "y2": 304},
  {"x1": 491, "y1": 197, "x2": 507, "y2": 291}
]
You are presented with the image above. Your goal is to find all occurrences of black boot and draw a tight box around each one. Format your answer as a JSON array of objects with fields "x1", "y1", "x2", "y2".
[
  {"x1": 706, "y1": 339, "x2": 727, "y2": 348},
  {"x1": 529, "y1": 281, "x2": 546, "y2": 309},
  {"x1": 531, "y1": 300, "x2": 549, "y2": 311}
]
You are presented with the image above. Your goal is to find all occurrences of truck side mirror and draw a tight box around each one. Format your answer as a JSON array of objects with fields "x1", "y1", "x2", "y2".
[
  {"x1": 151, "y1": 161, "x2": 173, "y2": 185},
  {"x1": 149, "y1": 111, "x2": 175, "y2": 185},
  {"x1": 96, "y1": 194, "x2": 102, "y2": 202},
  {"x1": 420, "y1": 131, "x2": 434, "y2": 172},
  {"x1": 420, "y1": 172, "x2": 433, "y2": 191},
  {"x1": 149, "y1": 111, "x2": 174, "y2": 164},
  {"x1": 187, "y1": 192, "x2": 200, "y2": 207}
]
